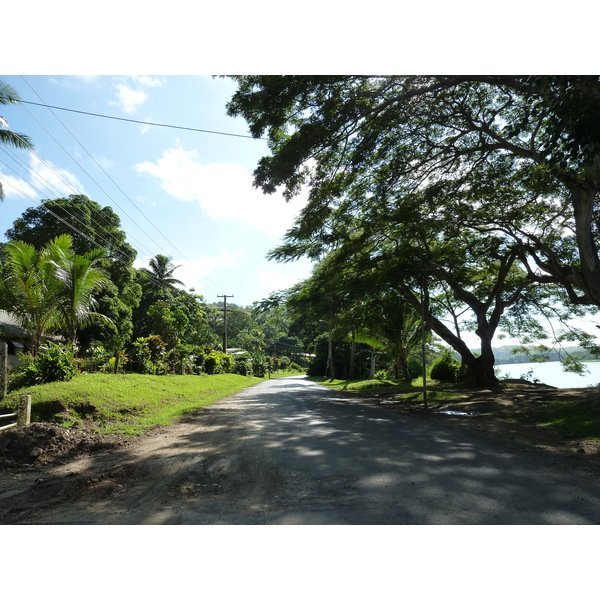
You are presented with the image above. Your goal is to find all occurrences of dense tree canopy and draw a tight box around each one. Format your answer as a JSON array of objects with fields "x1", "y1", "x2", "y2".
[
  {"x1": 227, "y1": 75, "x2": 600, "y2": 384},
  {"x1": 5, "y1": 195, "x2": 142, "y2": 357}
]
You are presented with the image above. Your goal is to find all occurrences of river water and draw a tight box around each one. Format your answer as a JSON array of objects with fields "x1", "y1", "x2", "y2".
[{"x1": 495, "y1": 361, "x2": 600, "y2": 388}]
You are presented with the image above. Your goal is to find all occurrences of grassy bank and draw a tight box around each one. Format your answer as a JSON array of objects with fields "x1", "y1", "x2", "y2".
[
  {"x1": 0, "y1": 372, "x2": 271, "y2": 436},
  {"x1": 311, "y1": 376, "x2": 600, "y2": 440}
]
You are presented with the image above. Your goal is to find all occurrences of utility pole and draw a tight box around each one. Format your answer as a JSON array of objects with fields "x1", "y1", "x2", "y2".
[
  {"x1": 420, "y1": 282, "x2": 428, "y2": 411},
  {"x1": 217, "y1": 295, "x2": 234, "y2": 354}
]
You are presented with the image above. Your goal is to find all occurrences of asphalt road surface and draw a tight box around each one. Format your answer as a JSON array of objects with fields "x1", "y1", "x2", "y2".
[{"x1": 3, "y1": 375, "x2": 600, "y2": 524}]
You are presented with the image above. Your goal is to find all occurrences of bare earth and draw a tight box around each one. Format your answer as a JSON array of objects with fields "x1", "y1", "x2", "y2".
[{"x1": 1, "y1": 376, "x2": 600, "y2": 524}]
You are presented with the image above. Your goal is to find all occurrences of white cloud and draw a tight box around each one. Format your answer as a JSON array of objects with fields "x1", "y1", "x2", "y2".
[
  {"x1": 0, "y1": 171, "x2": 37, "y2": 200},
  {"x1": 256, "y1": 268, "x2": 304, "y2": 293},
  {"x1": 110, "y1": 76, "x2": 165, "y2": 115},
  {"x1": 112, "y1": 83, "x2": 147, "y2": 114},
  {"x1": 134, "y1": 147, "x2": 306, "y2": 236},
  {"x1": 134, "y1": 76, "x2": 164, "y2": 88},
  {"x1": 28, "y1": 155, "x2": 84, "y2": 197},
  {"x1": 176, "y1": 249, "x2": 243, "y2": 291},
  {"x1": 0, "y1": 155, "x2": 84, "y2": 202}
]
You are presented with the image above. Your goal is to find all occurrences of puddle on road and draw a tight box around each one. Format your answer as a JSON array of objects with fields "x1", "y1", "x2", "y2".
[{"x1": 436, "y1": 410, "x2": 476, "y2": 416}]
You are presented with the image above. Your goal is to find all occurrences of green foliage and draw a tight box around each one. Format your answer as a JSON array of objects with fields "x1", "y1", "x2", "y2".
[
  {"x1": 203, "y1": 350, "x2": 233, "y2": 374},
  {"x1": 227, "y1": 76, "x2": 600, "y2": 386},
  {"x1": 9, "y1": 342, "x2": 76, "y2": 390},
  {"x1": 429, "y1": 349, "x2": 461, "y2": 383},
  {"x1": 5, "y1": 195, "x2": 143, "y2": 358},
  {"x1": 129, "y1": 335, "x2": 169, "y2": 375},
  {"x1": 0, "y1": 234, "x2": 112, "y2": 354},
  {"x1": 139, "y1": 254, "x2": 184, "y2": 290},
  {"x1": 233, "y1": 354, "x2": 253, "y2": 377},
  {"x1": 250, "y1": 353, "x2": 272, "y2": 377}
]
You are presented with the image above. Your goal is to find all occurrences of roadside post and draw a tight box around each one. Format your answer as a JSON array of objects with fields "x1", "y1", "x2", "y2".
[{"x1": 18, "y1": 394, "x2": 31, "y2": 426}]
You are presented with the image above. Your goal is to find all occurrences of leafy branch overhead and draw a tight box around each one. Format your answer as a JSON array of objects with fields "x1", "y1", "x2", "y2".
[{"x1": 228, "y1": 75, "x2": 600, "y2": 385}]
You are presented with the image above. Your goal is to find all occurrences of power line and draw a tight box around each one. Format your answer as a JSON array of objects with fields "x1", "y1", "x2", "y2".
[
  {"x1": 17, "y1": 99, "x2": 266, "y2": 141},
  {"x1": 16, "y1": 78, "x2": 228, "y2": 299},
  {"x1": 20, "y1": 77, "x2": 183, "y2": 258},
  {"x1": 6, "y1": 81, "x2": 237, "y2": 298}
]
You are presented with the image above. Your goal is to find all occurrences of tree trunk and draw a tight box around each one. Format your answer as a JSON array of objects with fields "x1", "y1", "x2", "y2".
[
  {"x1": 571, "y1": 184, "x2": 600, "y2": 305},
  {"x1": 113, "y1": 350, "x2": 121, "y2": 374},
  {"x1": 349, "y1": 331, "x2": 356, "y2": 379},
  {"x1": 368, "y1": 349, "x2": 376, "y2": 379},
  {"x1": 397, "y1": 283, "x2": 500, "y2": 386}
]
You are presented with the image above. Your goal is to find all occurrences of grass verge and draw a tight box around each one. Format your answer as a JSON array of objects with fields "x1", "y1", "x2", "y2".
[
  {"x1": 310, "y1": 376, "x2": 463, "y2": 403},
  {"x1": 514, "y1": 395, "x2": 600, "y2": 439},
  {"x1": 310, "y1": 376, "x2": 600, "y2": 440},
  {"x1": 0, "y1": 372, "x2": 270, "y2": 436}
]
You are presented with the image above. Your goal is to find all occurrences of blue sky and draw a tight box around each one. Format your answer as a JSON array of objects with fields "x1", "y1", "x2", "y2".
[{"x1": 0, "y1": 75, "x2": 314, "y2": 307}]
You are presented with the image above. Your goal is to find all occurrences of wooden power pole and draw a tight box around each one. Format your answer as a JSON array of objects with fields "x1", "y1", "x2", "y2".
[{"x1": 217, "y1": 295, "x2": 234, "y2": 354}]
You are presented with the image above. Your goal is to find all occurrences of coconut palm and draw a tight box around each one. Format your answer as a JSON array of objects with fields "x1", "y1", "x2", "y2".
[
  {"x1": 0, "y1": 80, "x2": 34, "y2": 200},
  {"x1": 140, "y1": 254, "x2": 184, "y2": 290},
  {"x1": 1, "y1": 235, "x2": 112, "y2": 354},
  {"x1": 50, "y1": 235, "x2": 113, "y2": 349},
  {"x1": 1, "y1": 237, "x2": 65, "y2": 355}
]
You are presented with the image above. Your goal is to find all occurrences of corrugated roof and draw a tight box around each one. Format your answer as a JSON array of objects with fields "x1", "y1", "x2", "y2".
[{"x1": 0, "y1": 310, "x2": 30, "y2": 340}]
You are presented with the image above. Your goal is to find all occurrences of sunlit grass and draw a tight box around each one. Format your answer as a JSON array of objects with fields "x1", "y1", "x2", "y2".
[{"x1": 1, "y1": 372, "x2": 268, "y2": 436}]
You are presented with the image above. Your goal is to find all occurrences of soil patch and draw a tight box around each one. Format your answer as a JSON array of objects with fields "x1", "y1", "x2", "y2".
[{"x1": 0, "y1": 422, "x2": 129, "y2": 468}]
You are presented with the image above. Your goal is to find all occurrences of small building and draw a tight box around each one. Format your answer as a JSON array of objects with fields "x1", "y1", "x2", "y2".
[{"x1": 0, "y1": 310, "x2": 30, "y2": 369}]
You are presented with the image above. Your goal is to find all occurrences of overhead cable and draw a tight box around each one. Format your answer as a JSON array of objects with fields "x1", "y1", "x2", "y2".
[{"x1": 17, "y1": 99, "x2": 266, "y2": 140}]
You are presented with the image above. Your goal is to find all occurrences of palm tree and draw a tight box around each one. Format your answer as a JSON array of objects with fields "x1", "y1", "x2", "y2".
[
  {"x1": 140, "y1": 254, "x2": 184, "y2": 290},
  {"x1": 0, "y1": 80, "x2": 34, "y2": 200},
  {"x1": 1, "y1": 238, "x2": 64, "y2": 355},
  {"x1": 0, "y1": 235, "x2": 112, "y2": 354},
  {"x1": 50, "y1": 235, "x2": 113, "y2": 349}
]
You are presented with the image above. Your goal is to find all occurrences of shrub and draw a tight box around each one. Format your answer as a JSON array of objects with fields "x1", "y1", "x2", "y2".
[
  {"x1": 129, "y1": 335, "x2": 168, "y2": 374},
  {"x1": 374, "y1": 369, "x2": 390, "y2": 380},
  {"x1": 250, "y1": 353, "x2": 272, "y2": 377},
  {"x1": 9, "y1": 342, "x2": 76, "y2": 390},
  {"x1": 429, "y1": 349, "x2": 460, "y2": 383},
  {"x1": 203, "y1": 350, "x2": 233, "y2": 374},
  {"x1": 220, "y1": 353, "x2": 234, "y2": 374},
  {"x1": 233, "y1": 354, "x2": 254, "y2": 377}
]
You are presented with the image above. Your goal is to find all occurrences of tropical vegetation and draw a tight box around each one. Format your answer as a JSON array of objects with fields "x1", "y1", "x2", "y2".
[
  {"x1": 2, "y1": 76, "x2": 600, "y2": 399},
  {"x1": 226, "y1": 75, "x2": 600, "y2": 385}
]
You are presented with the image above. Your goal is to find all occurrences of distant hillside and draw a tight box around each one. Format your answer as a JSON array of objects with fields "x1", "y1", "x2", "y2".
[{"x1": 484, "y1": 345, "x2": 600, "y2": 365}]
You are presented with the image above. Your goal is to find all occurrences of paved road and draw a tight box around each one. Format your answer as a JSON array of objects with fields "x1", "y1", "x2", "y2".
[
  {"x1": 203, "y1": 375, "x2": 600, "y2": 525},
  {"x1": 3, "y1": 375, "x2": 600, "y2": 524}
]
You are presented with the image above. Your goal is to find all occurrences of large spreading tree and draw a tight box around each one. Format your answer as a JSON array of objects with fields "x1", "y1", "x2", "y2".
[{"x1": 227, "y1": 75, "x2": 600, "y2": 384}]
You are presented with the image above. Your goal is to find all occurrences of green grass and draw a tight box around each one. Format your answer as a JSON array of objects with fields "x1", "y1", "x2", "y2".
[
  {"x1": 311, "y1": 376, "x2": 463, "y2": 403},
  {"x1": 517, "y1": 395, "x2": 600, "y2": 439},
  {"x1": 312, "y1": 375, "x2": 600, "y2": 440},
  {"x1": 311, "y1": 376, "x2": 419, "y2": 392},
  {"x1": 0, "y1": 372, "x2": 269, "y2": 436}
]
